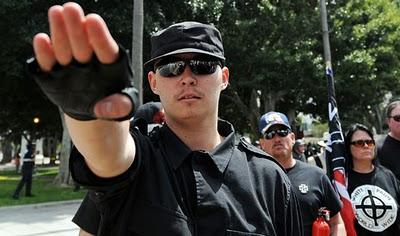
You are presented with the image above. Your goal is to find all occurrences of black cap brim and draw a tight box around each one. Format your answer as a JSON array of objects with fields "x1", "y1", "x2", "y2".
[{"x1": 144, "y1": 48, "x2": 225, "y2": 69}]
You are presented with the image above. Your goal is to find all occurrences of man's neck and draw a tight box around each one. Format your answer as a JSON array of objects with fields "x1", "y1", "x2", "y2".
[
  {"x1": 166, "y1": 117, "x2": 222, "y2": 151},
  {"x1": 389, "y1": 131, "x2": 400, "y2": 141},
  {"x1": 276, "y1": 155, "x2": 296, "y2": 169}
]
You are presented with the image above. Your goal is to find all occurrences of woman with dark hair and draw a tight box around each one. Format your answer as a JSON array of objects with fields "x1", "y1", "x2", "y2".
[{"x1": 344, "y1": 123, "x2": 400, "y2": 235}]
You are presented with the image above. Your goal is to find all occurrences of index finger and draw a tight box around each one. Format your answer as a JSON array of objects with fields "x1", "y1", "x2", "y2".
[{"x1": 33, "y1": 33, "x2": 56, "y2": 72}]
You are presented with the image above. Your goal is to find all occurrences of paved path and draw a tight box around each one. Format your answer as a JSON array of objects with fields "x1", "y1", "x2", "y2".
[
  {"x1": 0, "y1": 200, "x2": 81, "y2": 236},
  {"x1": 0, "y1": 162, "x2": 16, "y2": 171}
]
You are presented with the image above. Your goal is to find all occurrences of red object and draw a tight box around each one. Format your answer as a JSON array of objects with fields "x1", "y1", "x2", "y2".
[
  {"x1": 333, "y1": 171, "x2": 357, "y2": 236},
  {"x1": 325, "y1": 65, "x2": 357, "y2": 236},
  {"x1": 312, "y1": 209, "x2": 330, "y2": 236}
]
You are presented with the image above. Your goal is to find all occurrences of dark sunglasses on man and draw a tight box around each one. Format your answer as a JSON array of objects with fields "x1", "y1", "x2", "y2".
[
  {"x1": 154, "y1": 56, "x2": 223, "y2": 77},
  {"x1": 263, "y1": 129, "x2": 291, "y2": 140},
  {"x1": 389, "y1": 115, "x2": 400, "y2": 122}
]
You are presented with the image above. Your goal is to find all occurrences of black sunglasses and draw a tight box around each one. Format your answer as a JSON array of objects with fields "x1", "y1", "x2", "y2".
[
  {"x1": 155, "y1": 59, "x2": 222, "y2": 77},
  {"x1": 263, "y1": 129, "x2": 291, "y2": 140},
  {"x1": 350, "y1": 139, "x2": 375, "y2": 148},
  {"x1": 389, "y1": 115, "x2": 400, "y2": 122}
]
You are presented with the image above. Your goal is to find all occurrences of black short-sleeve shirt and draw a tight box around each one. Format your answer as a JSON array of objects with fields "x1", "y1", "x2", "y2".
[
  {"x1": 348, "y1": 165, "x2": 400, "y2": 235},
  {"x1": 71, "y1": 120, "x2": 303, "y2": 236},
  {"x1": 377, "y1": 135, "x2": 400, "y2": 182},
  {"x1": 286, "y1": 161, "x2": 342, "y2": 236}
]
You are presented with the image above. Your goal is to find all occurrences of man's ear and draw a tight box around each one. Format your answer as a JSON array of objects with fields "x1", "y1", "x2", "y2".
[
  {"x1": 259, "y1": 138, "x2": 266, "y2": 151},
  {"x1": 220, "y1": 67, "x2": 229, "y2": 90},
  {"x1": 148, "y1": 71, "x2": 159, "y2": 95},
  {"x1": 290, "y1": 132, "x2": 296, "y2": 143}
]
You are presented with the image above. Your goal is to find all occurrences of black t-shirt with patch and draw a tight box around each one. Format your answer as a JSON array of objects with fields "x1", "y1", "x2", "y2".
[
  {"x1": 286, "y1": 160, "x2": 342, "y2": 236},
  {"x1": 71, "y1": 120, "x2": 303, "y2": 236},
  {"x1": 348, "y1": 166, "x2": 400, "y2": 235}
]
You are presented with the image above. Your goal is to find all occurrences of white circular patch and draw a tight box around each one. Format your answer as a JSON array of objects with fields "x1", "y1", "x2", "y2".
[
  {"x1": 351, "y1": 184, "x2": 398, "y2": 232},
  {"x1": 298, "y1": 183, "x2": 309, "y2": 194}
]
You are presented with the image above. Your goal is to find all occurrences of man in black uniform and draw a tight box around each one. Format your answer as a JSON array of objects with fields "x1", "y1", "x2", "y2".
[
  {"x1": 293, "y1": 139, "x2": 307, "y2": 162},
  {"x1": 12, "y1": 143, "x2": 35, "y2": 199},
  {"x1": 131, "y1": 101, "x2": 165, "y2": 135},
  {"x1": 258, "y1": 111, "x2": 345, "y2": 236},
  {"x1": 378, "y1": 100, "x2": 400, "y2": 181},
  {"x1": 27, "y1": 2, "x2": 303, "y2": 235}
]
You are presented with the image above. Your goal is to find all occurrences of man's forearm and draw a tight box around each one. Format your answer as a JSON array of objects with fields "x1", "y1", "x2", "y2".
[
  {"x1": 79, "y1": 228, "x2": 95, "y2": 236},
  {"x1": 66, "y1": 115, "x2": 135, "y2": 178},
  {"x1": 329, "y1": 213, "x2": 346, "y2": 236}
]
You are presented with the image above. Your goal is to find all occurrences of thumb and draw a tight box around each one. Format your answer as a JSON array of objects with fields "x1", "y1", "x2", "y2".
[{"x1": 93, "y1": 94, "x2": 132, "y2": 120}]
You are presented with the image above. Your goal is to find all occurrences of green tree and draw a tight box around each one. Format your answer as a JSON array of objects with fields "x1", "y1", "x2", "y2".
[
  {"x1": 2, "y1": 0, "x2": 400, "y2": 161},
  {"x1": 0, "y1": 0, "x2": 63, "y2": 162},
  {"x1": 216, "y1": 0, "x2": 400, "y2": 137},
  {"x1": 330, "y1": 0, "x2": 400, "y2": 131},
  {"x1": 0, "y1": 0, "x2": 134, "y2": 178},
  {"x1": 217, "y1": 0, "x2": 325, "y2": 138}
]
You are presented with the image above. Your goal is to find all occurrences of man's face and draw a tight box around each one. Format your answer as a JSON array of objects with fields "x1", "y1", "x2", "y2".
[
  {"x1": 259, "y1": 125, "x2": 295, "y2": 161},
  {"x1": 147, "y1": 53, "x2": 229, "y2": 124},
  {"x1": 388, "y1": 105, "x2": 400, "y2": 139}
]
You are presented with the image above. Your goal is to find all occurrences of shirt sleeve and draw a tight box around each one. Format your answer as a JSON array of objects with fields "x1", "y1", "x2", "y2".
[
  {"x1": 72, "y1": 193, "x2": 100, "y2": 235},
  {"x1": 69, "y1": 130, "x2": 146, "y2": 236},
  {"x1": 69, "y1": 130, "x2": 143, "y2": 192}
]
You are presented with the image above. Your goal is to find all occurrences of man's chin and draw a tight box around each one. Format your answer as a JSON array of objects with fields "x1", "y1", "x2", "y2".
[{"x1": 271, "y1": 150, "x2": 289, "y2": 159}]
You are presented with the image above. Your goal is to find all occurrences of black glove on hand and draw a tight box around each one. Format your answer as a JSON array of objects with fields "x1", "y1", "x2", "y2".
[{"x1": 27, "y1": 45, "x2": 138, "y2": 121}]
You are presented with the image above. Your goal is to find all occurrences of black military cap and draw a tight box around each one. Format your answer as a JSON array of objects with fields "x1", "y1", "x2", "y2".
[{"x1": 144, "y1": 21, "x2": 225, "y2": 68}]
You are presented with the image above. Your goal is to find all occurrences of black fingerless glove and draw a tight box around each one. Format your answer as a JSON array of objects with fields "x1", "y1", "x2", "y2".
[{"x1": 26, "y1": 45, "x2": 138, "y2": 121}]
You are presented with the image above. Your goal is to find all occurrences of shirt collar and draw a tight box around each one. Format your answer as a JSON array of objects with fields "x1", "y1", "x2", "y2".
[
  {"x1": 161, "y1": 119, "x2": 236, "y2": 173},
  {"x1": 209, "y1": 120, "x2": 235, "y2": 173},
  {"x1": 161, "y1": 125, "x2": 192, "y2": 170}
]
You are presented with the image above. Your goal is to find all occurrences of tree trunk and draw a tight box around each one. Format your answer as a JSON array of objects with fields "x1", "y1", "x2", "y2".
[
  {"x1": 260, "y1": 90, "x2": 288, "y2": 125},
  {"x1": 374, "y1": 104, "x2": 383, "y2": 134},
  {"x1": 222, "y1": 89, "x2": 285, "y2": 139},
  {"x1": 53, "y1": 110, "x2": 73, "y2": 186},
  {"x1": 0, "y1": 139, "x2": 13, "y2": 164},
  {"x1": 12, "y1": 142, "x2": 21, "y2": 159},
  {"x1": 287, "y1": 109, "x2": 296, "y2": 125},
  {"x1": 263, "y1": 92, "x2": 279, "y2": 112},
  {"x1": 249, "y1": 89, "x2": 261, "y2": 136},
  {"x1": 43, "y1": 136, "x2": 58, "y2": 166},
  {"x1": 132, "y1": 0, "x2": 144, "y2": 105}
]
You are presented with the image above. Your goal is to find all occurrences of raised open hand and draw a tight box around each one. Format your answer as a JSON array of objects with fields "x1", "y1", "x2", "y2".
[{"x1": 31, "y1": 2, "x2": 135, "y2": 120}]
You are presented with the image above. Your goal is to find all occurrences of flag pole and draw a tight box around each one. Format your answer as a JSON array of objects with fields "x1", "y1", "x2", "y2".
[
  {"x1": 319, "y1": 1, "x2": 357, "y2": 235},
  {"x1": 320, "y1": 0, "x2": 332, "y2": 68}
]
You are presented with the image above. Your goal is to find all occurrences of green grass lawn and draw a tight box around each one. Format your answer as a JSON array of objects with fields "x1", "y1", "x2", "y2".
[{"x1": 0, "y1": 166, "x2": 86, "y2": 207}]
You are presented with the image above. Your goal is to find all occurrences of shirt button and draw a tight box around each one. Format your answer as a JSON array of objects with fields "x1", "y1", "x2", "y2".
[{"x1": 193, "y1": 153, "x2": 210, "y2": 165}]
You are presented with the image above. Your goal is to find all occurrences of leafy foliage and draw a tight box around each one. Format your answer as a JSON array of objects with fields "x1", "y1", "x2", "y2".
[
  {"x1": 0, "y1": 0, "x2": 62, "y2": 144},
  {"x1": 218, "y1": 0, "x2": 326, "y2": 136},
  {"x1": 1, "y1": 0, "x2": 400, "y2": 145},
  {"x1": 331, "y1": 0, "x2": 400, "y2": 129}
]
